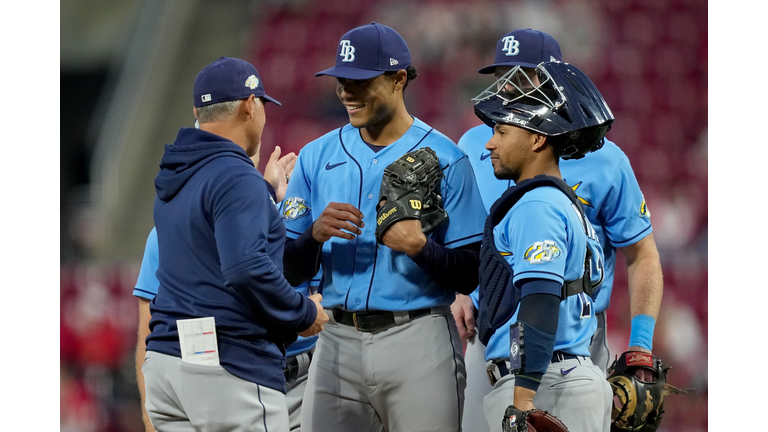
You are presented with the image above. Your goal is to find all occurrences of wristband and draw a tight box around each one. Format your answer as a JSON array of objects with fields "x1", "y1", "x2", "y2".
[{"x1": 628, "y1": 314, "x2": 655, "y2": 351}]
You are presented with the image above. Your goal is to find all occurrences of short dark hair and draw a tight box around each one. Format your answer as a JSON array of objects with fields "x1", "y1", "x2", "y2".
[{"x1": 385, "y1": 65, "x2": 418, "y2": 92}]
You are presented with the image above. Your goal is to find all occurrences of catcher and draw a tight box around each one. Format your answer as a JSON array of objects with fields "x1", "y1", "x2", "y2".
[{"x1": 473, "y1": 61, "x2": 615, "y2": 432}]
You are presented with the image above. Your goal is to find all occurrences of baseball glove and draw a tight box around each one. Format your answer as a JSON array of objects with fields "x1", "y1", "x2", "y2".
[
  {"x1": 607, "y1": 351, "x2": 694, "y2": 432},
  {"x1": 375, "y1": 147, "x2": 448, "y2": 244},
  {"x1": 502, "y1": 405, "x2": 570, "y2": 432}
]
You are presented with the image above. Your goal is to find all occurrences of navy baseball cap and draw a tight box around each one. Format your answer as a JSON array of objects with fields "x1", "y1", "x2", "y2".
[
  {"x1": 315, "y1": 22, "x2": 411, "y2": 80},
  {"x1": 193, "y1": 56, "x2": 281, "y2": 107},
  {"x1": 478, "y1": 29, "x2": 562, "y2": 74}
]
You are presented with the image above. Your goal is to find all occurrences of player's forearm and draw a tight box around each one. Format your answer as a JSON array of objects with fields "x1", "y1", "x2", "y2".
[
  {"x1": 136, "y1": 299, "x2": 155, "y2": 432},
  {"x1": 135, "y1": 340, "x2": 155, "y2": 432},
  {"x1": 515, "y1": 289, "x2": 560, "y2": 393},
  {"x1": 513, "y1": 386, "x2": 537, "y2": 411},
  {"x1": 622, "y1": 235, "x2": 663, "y2": 352},
  {"x1": 283, "y1": 223, "x2": 323, "y2": 286},
  {"x1": 225, "y1": 255, "x2": 318, "y2": 331},
  {"x1": 624, "y1": 236, "x2": 663, "y2": 320},
  {"x1": 627, "y1": 256, "x2": 663, "y2": 319},
  {"x1": 409, "y1": 238, "x2": 480, "y2": 294}
]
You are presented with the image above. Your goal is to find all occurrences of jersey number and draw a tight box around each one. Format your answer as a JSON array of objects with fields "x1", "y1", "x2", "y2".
[{"x1": 578, "y1": 293, "x2": 592, "y2": 319}]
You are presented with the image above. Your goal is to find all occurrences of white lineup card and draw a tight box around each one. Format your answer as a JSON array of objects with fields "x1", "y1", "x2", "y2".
[{"x1": 177, "y1": 317, "x2": 220, "y2": 366}]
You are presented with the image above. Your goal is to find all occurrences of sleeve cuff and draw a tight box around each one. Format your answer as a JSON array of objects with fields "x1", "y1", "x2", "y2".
[
  {"x1": 410, "y1": 236, "x2": 436, "y2": 263},
  {"x1": 264, "y1": 182, "x2": 277, "y2": 202},
  {"x1": 515, "y1": 373, "x2": 544, "y2": 392}
]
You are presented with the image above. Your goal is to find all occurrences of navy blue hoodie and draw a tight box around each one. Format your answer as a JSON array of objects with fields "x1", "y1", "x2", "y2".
[{"x1": 147, "y1": 127, "x2": 317, "y2": 392}]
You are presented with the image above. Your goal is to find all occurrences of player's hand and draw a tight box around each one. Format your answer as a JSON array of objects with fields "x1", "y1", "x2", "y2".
[
  {"x1": 312, "y1": 202, "x2": 364, "y2": 242},
  {"x1": 451, "y1": 294, "x2": 477, "y2": 340},
  {"x1": 513, "y1": 386, "x2": 537, "y2": 412},
  {"x1": 299, "y1": 294, "x2": 329, "y2": 337},
  {"x1": 260, "y1": 146, "x2": 297, "y2": 202},
  {"x1": 380, "y1": 219, "x2": 427, "y2": 256}
]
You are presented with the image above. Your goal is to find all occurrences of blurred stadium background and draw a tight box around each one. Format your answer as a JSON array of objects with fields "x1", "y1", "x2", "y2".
[{"x1": 60, "y1": 0, "x2": 707, "y2": 430}]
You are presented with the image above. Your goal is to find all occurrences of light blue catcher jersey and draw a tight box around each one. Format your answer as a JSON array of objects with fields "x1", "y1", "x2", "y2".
[
  {"x1": 484, "y1": 187, "x2": 603, "y2": 361},
  {"x1": 132, "y1": 227, "x2": 317, "y2": 357},
  {"x1": 459, "y1": 125, "x2": 652, "y2": 313},
  {"x1": 283, "y1": 117, "x2": 487, "y2": 312}
]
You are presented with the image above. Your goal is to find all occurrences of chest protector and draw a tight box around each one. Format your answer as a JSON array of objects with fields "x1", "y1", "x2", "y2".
[{"x1": 477, "y1": 174, "x2": 603, "y2": 345}]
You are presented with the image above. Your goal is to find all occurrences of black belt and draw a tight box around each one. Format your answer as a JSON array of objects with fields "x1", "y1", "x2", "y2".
[
  {"x1": 487, "y1": 351, "x2": 582, "y2": 386},
  {"x1": 283, "y1": 350, "x2": 313, "y2": 383},
  {"x1": 551, "y1": 351, "x2": 580, "y2": 363},
  {"x1": 332, "y1": 308, "x2": 433, "y2": 332}
]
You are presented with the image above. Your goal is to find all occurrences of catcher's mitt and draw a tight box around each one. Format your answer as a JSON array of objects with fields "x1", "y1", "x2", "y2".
[
  {"x1": 502, "y1": 405, "x2": 570, "y2": 432},
  {"x1": 375, "y1": 147, "x2": 448, "y2": 244},
  {"x1": 607, "y1": 351, "x2": 694, "y2": 432}
]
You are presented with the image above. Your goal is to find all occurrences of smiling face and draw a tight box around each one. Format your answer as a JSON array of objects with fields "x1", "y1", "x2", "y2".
[
  {"x1": 485, "y1": 122, "x2": 541, "y2": 182},
  {"x1": 335, "y1": 73, "x2": 402, "y2": 130}
]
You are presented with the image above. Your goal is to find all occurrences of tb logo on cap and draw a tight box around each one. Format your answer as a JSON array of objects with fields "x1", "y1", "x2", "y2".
[
  {"x1": 339, "y1": 40, "x2": 355, "y2": 62},
  {"x1": 502, "y1": 36, "x2": 520, "y2": 56}
]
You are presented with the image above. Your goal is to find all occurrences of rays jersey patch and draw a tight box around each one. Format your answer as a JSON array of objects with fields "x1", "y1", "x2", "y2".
[
  {"x1": 639, "y1": 197, "x2": 650, "y2": 219},
  {"x1": 283, "y1": 197, "x2": 310, "y2": 221},
  {"x1": 524, "y1": 240, "x2": 562, "y2": 264}
]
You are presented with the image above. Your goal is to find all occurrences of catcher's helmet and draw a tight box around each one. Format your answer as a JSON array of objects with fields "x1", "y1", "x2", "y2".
[{"x1": 473, "y1": 61, "x2": 614, "y2": 160}]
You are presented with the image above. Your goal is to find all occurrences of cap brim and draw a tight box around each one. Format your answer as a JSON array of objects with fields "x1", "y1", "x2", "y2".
[
  {"x1": 478, "y1": 61, "x2": 541, "y2": 74},
  {"x1": 262, "y1": 94, "x2": 282, "y2": 106},
  {"x1": 314, "y1": 65, "x2": 386, "y2": 80}
]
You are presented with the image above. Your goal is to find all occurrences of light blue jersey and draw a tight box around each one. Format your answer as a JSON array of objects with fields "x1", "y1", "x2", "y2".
[
  {"x1": 134, "y1": 227, "x2": 160, "y2": 301},
  {"x1": 460, "y1": 125, "x2": 651, "y2": 314},
  {"x1": 282, "y1": 117, "x2": 486, "y2": 312},
  {"x1": 132, "y1": 227, "x2": 317, "y2": 357},
  {"x1": 484, "y1": 186, "x2": 602, "y2": 361}
]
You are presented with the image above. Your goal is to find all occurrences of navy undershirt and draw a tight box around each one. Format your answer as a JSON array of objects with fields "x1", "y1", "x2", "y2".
[{"x1": 366, "y1": 143, "x2": 385, "y2": 153}]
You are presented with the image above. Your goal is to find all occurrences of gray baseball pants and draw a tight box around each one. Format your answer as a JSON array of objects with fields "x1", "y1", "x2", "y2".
[
  {"x1": 143, "y1": 351, "x2": 290, "y2": 432},
  {"x1": 482, "y1": 356, "x2": 612, "y2": 432},
  {"x1": 285, "y1": 350, "x2": 312, "y2": 432},
  {"x1": 589, "y1": 310, "x2": 611, "y2": 373},
  {"x1": 461, "y1": 335, "x2": 494, "y2": 432},
  {"x1": 300, "y1": 307, "x2": 466, "y2": 432}
]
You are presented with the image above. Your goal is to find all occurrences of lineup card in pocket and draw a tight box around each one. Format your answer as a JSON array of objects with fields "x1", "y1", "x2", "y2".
[{"x1": 177, "y1": 317, "x2": 220, "y2": 366}]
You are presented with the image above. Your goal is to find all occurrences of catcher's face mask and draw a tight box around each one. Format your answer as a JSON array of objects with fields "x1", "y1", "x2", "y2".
[
  {"x1": 472, "y1": 61, "x2": 615, "y2": 160},
  {"x1": 474, "y1": 65, "x2": 563, "y2": 114}
]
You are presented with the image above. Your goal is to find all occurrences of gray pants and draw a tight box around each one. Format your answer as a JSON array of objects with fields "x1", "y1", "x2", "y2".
[
  {"x1": 461, "y1": 335, "x2": 493, "y2": 432},
  {"x1": 589, "y1": 310, "x2": 611, "y2": 373},
  {"x1": 483, "y1": 356, "x2": 612, "y2": 432},
  {"x1": 285, "y1": 350, "x2": 312, "y2": 432},
  {"x1": 143, "y1": 351, "x2": 289, "y2": 432},
  {"x1": 300, "y1": 307, "x2": 466, "y2": 432},
  {"x1": 463, "y1": 311, "x2": 612, "y2": 432}
]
